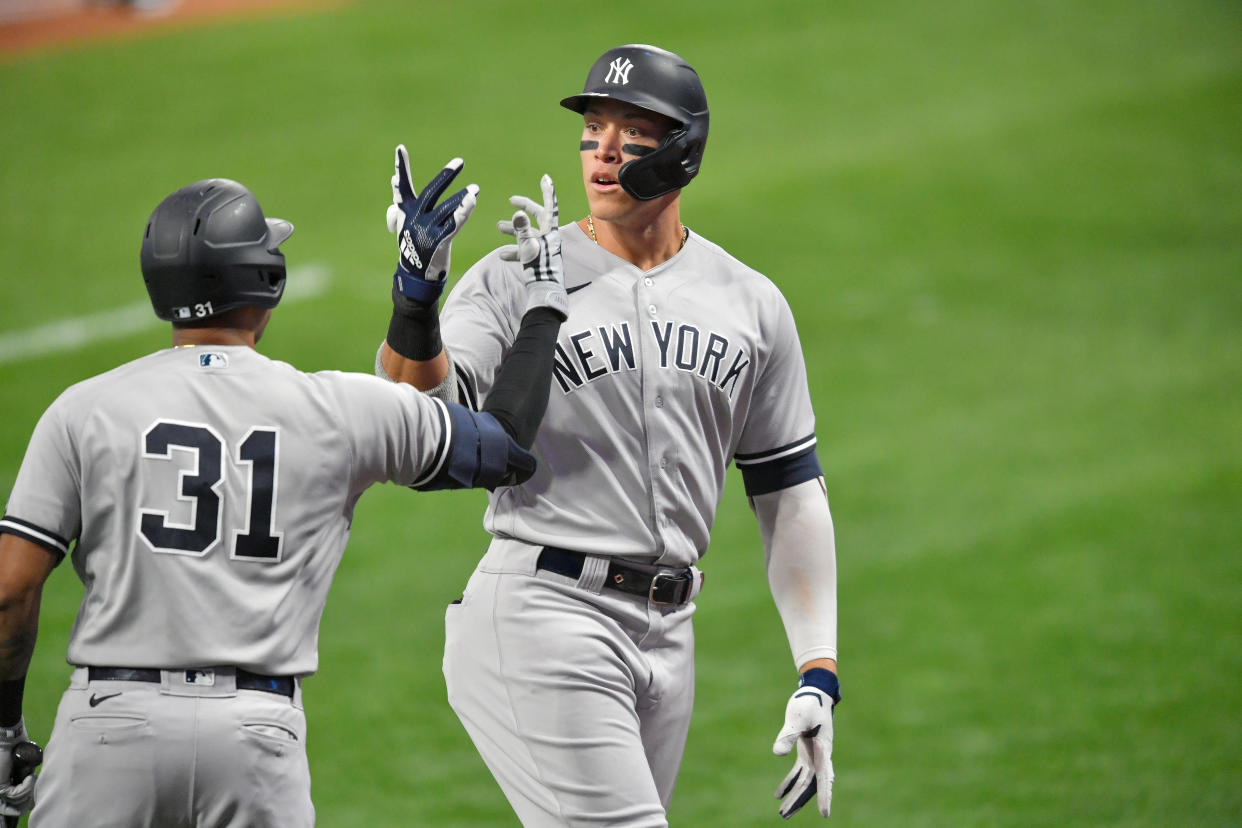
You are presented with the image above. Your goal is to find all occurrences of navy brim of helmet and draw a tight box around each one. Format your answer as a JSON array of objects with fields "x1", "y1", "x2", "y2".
[
  {"x1": 559, "y1": 91, "x2": 686, "y2": 128},
  {"x1": 265, "y1": 217, "x2": 294, "y2": 251}
]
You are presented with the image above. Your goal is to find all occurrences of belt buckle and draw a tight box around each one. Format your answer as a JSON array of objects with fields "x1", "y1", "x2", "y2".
[{"x1": 649, "y1": 571, "x2": 691, "y2": 605}]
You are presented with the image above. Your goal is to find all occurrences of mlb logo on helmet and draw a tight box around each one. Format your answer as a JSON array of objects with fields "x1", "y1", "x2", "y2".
[{"x1": 174, "y1": 306, "x2": 192, "y2": 320}]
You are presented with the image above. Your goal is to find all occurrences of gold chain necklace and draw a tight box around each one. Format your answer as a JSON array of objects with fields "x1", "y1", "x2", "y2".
[{"x1": 586, "y1": 215, "x2": 686, "y2": 250}]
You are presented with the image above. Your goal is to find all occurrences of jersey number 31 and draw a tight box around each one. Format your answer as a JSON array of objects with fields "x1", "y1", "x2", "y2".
[{"x1": 137, "y1": 420, "x2": 282, "y2": 561}]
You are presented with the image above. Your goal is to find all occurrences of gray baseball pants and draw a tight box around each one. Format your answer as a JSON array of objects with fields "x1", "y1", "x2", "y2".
[
  {"x1": 444, "y1": 538, "x2": 698, "y2": 827},
  {"x1": 30, "y1": 667, "x2": 312, "y2": 827}
]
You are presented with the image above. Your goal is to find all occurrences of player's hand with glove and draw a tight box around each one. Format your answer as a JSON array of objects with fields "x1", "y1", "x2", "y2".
[
  {"x1": 387, "y1": 143, "x2": 479, "y2": 305},
  {"x1": 0, "y1": 718, "x2": 38, "y2": 821},
  {"x1": 773, "y1": 668, "x2": 840, "y2": 819},
  {"x1": 497, "y1": 175, "x2": 569, "y2": 320}
]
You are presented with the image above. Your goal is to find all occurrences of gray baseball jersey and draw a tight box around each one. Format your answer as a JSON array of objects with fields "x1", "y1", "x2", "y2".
[
  {"x1": 442, "y1": 223, "x2": 821, "y2": 566},
  {"x1": 439, "y1": 223, "x2": 823, "y2": 826},
  {"x1": 2, "y1": 344, "x2": 452, "y2": 675}
]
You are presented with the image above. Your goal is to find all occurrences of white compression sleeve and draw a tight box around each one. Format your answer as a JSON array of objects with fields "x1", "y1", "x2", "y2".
[{"x1": 750, "y1": 476, "x2": 838, "y2": 668}]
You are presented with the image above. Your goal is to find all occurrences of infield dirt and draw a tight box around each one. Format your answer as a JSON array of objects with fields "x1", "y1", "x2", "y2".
[{"x1": 0, "y1": 0, "x2": 342, "y2": 59}]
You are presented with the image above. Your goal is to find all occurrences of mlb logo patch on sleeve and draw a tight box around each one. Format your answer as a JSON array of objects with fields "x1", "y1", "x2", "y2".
[{"x1": 198, "y1": 352, "x2": 229, "y2": 369}]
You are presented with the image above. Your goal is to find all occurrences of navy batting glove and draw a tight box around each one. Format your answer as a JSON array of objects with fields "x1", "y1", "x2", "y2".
[{"x1": 386, "y1": 144, "x2": 479, "y2": 304}]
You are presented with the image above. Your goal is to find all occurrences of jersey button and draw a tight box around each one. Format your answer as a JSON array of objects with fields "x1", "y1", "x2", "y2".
[
  {"x1": 644, "y1": 277, "x2": 654, "y2": 287},
  {"x1": 648, "y1": 304, "x2": 658, "y2": 316},
  {"x1": 655, "y1": 396, "x2": 664, "y2": 408}
]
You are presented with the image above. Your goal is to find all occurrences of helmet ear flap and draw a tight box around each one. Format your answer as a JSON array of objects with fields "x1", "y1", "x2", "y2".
[
  {"x1": 679, "y1": 132, "x2": 706, "y2": 179},
  {"x1": 618, "y1": 129, "x2": 695, "y2": 201}
]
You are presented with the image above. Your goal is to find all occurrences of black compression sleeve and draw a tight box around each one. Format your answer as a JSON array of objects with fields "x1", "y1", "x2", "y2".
[
  {"x1": 482, "y1": 307, "x2": 563, "y2": 448},
  {"x1": 0, "y1": 677, "x2": 24, "y2": 727},
  {"x1": 385, "y1": 286, "x2": 443, "y2": 361}
]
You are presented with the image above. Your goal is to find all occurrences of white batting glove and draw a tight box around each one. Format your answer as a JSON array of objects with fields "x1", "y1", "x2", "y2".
[
  {"x1": 0, "y1": 719, "x2": 37, "y2": 819},
  {"x1": 497, "y1": 175, "x2": 569, "y2": 320},
  {"x1": 772, "y1": 669, "x2": 840, "y2": 819},
  {"x1": 386, "y1": 144, "x2": 479, "y2": 304}
]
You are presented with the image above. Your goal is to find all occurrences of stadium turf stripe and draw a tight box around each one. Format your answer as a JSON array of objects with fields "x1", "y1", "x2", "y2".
[{"x1": 0, "y1": 264, "x2": 330, "y2": 365}]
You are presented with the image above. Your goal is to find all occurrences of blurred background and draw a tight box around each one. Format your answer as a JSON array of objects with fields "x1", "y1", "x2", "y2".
[{"x1": 2, "y1": 0, "x2": 1240, "y2": 824}]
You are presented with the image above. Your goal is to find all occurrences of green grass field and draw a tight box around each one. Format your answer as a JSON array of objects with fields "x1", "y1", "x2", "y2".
[{"x1": 2, "y1": 0, "x2": 1240, "y2": 824}]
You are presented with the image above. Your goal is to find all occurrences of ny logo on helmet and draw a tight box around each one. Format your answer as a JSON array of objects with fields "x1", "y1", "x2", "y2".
[{"x1": 605, "y1": 57, "x2": 633, "y2": 85}]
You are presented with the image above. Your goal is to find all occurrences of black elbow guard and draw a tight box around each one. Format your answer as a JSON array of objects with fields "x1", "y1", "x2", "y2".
[
  {"x1": 412, "y1": 402, "x2": 536, "y2": 491},
  {"x1": 470, "y1": 409, "x2": 536, "y2": 488}
]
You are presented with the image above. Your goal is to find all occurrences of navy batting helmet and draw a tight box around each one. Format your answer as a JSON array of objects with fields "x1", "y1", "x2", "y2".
[
  {"x1": 141, "y1": 179, "x2": 294, "y2": 322},
  {"x1": 560, "y1": 44, "x2": 709, "y2": 201}
]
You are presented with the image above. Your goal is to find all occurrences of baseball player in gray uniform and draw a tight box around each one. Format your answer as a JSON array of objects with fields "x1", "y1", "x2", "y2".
[
  {"x1": 0, "y1": 157, "x2": 567, "y2": 826},
  {"x1": 378, "y1": 45, "x2": 839, "y2": 825}
]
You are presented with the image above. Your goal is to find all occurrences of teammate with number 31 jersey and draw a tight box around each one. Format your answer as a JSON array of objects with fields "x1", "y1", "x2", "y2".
[
  {"x1": 0, "y1": 168, "x2": 562, "y2": 827},
  {"x1": 6, "y1": 345, "x2": 465, "y2": 673}
]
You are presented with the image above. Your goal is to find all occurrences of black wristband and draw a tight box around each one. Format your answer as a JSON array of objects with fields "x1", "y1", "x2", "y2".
[
  {"x1": 0, "y1": 677, "x2": 25, "y2": 727},
  {"x1": 386, "y1": 286, "x2": 443, "y2": 362},
  {"x1": 798, "y1": 668, "x2": 841, "y2": 706}
]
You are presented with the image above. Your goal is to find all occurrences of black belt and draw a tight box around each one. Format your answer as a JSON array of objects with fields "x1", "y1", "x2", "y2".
[
  {"x1": 87, "y1": 666, "x2": 295, "y2": 698},
  {"x1": 537, "y1": 546, "x2": 696, "y2": 606}
]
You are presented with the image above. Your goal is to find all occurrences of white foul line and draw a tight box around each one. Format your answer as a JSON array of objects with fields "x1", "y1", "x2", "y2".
[{"x1": 0, "y1": 264, "x2": 331, "y2": 366}]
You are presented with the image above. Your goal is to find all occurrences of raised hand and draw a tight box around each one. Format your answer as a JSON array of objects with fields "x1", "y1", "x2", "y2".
[
  {"x1": 386, "y1": 144, "x2": 478, "y2": 304},
  {"x1": 497, "y1": 174, "x2": 568, "y2": 319}
]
